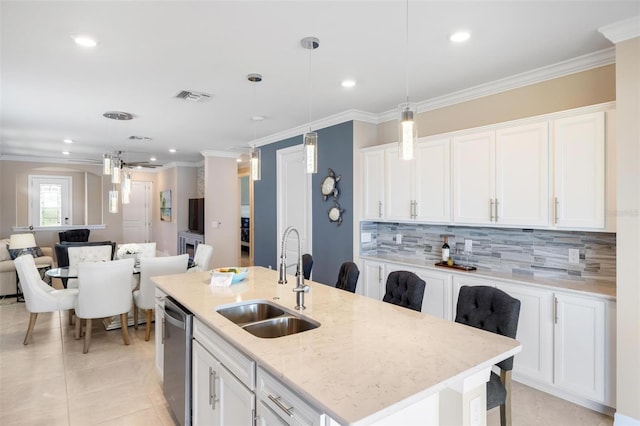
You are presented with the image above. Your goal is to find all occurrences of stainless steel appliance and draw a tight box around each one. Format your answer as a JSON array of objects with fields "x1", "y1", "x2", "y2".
[{"x1": 163, "y1": 296, "x2": 193, "y2": 426}]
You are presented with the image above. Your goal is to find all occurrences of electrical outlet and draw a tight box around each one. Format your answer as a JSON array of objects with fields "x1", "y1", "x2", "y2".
[
  {"x1": 568, "y1": 249, "x2": 580, "y2": 264},
  {"x1": 361, "y1": 232, "x2": 372, "y2": 243},
  {"x1": 465, "y1": 239, "x2": 473, "y2": 253},
  {"x1": 396, "y1": 234, "x2": 402, "y2": 244}
]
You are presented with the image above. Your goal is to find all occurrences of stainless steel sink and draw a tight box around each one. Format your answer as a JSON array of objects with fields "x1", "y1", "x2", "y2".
[
  {"x1": 217, "y1": 302, "x2": 285, "y2": 326},
  {"x1": 242, "y1": 316, "x2": 320, "y2": 339},
  {"x1": 216, "y1": 301, "x2": 320, "y2": 338}
]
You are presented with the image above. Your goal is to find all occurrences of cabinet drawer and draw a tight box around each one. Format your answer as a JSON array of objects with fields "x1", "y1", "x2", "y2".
[
  {"x1": 257, "y1": 367, "x2": 324, "y2": 426},
  {"x1": 193, "y1": 318, "x2": 256, "y2": 390}
]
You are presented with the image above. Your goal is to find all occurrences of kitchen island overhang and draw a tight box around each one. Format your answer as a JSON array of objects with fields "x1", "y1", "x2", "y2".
[{"x1": 153, "y1": 266, "x2": 521, "y2": 425}]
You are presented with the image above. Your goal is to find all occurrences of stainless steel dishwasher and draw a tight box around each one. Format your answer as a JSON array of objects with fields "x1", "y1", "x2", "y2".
[{"x1": 163, "y1": 296, "x2": 193, "y2": 426}]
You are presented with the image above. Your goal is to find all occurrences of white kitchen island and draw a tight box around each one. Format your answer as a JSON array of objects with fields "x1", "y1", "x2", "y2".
[{"x1": 153, "y1": 266, "x2": 521, "y2": 425}]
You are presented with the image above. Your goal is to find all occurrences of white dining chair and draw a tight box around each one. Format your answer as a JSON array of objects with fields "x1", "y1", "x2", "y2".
[
  {"x1": 188, "y1": 243, "x2": 213, "y2": 272},
  {"x1": 14, "y1": 254, "x2": 78, "y2": 345},
  {"x1": 66, "y1": 245, "x2": 113, "y2": 289},
  {"x1": 134, "y1": 254, "x2": 189, "y2": 341},
  {"x1": 74, "y1": 258, "x2": 136, "y2": 354}
]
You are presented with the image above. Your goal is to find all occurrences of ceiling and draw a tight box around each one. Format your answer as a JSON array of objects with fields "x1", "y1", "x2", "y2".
[{"x1": 1, "y1": 1, "x2": 638, "y2": 167}]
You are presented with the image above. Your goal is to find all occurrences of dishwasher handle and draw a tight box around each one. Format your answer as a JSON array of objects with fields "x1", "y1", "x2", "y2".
[{"x1": 164, "y1": 309, "x2": 186, "y2": 329}]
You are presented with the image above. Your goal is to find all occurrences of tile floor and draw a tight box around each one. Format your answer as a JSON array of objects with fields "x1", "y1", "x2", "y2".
[{"x1": 1, "y1": 297, "x2": 614, "y2": 426}]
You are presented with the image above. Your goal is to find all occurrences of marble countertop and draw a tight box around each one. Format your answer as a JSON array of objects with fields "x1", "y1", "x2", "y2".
[
  {"x1": 361, "y1": 254, "x2": 616, "y2": 299},
  {"x1": 153, "y1": 266, "x2": 521, "y2": 425}
]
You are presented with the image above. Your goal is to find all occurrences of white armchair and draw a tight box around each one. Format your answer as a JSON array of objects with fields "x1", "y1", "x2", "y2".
[
  {"x1": 188, "y1": 243, "x2": 213, "y2": 272},
  {"x1": 66, "y1": 245, "x2": 113, "y2": 289},
  {"x1": 74, "y1": 258, "x2": 136, "y2": 354},
  {"x1": 14, "y1": 254, "x2": 78, "y2": 345},
  {"x1": 134, "y1": 254, "x2": 189, "y2": 341}
]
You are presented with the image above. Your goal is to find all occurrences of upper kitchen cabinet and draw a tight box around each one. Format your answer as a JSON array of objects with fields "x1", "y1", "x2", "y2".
[
  {"x1": 552, "y1": 111, "x2": 606, "y2": 230},
  {"x1": 453, "y1": 122, "x2": 549, "y2": 227},
  {"x1": 363, "y1": 138, "x2": 451, "y2": 223},
  {"x1": 362, "y1": 148, "x2": 385, "y2": 220}
]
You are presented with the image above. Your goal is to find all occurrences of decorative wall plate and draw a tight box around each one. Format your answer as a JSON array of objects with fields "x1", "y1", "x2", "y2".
[
  {"x1": 328, "y1": 200, "x2": 345, "y2": 225},
  {"x1": 321, "y1": 168, "x2": 341, "y2": 201}
]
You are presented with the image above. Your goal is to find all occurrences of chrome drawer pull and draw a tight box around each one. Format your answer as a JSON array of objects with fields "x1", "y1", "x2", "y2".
[{"x1": 268, "y1": 394, "x2": 294, "y2": 417}]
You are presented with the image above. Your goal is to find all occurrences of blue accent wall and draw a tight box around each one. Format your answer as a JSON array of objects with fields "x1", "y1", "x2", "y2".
[{"x1": 253, "y1": 121, "x2": 354, "y2": 285}]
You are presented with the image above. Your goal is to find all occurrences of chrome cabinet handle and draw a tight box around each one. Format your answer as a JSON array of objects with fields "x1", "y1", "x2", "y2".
[
  {"x1": 489, "y1": 199, "x2": 495, "y2": 222},
  {"x1": 208, "y1": 367, "x2": 214, "y2": 406},
  {"x1": 554, "y1": 297, "x2": 558, "y2": 324},
  {"x1": 495, "y1": 199, "x2": 499, "y2": 222},
  {"x1": 211, "y1": 369, "x2": 219, "y2": 409},
  {"x1": 554, "y1": 197, "x2": 559, "y2": 224},
  {"x1": 378, "y1": 265, "x2": 382, "y2": 283},
  {"x1": 161, "y1": 317, "x2": 165, "y2": 344},
  {"x1": 268, "y1": 394, "x2": 294, "y2": 417},
  {"x1": 378, "y1": 201, "x2": 382, "y2": 218}
]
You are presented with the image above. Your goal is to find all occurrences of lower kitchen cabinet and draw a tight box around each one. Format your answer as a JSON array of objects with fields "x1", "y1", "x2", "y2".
[
  {"x1": 256, "y1": 367, "x2": 326, "y2": 426},
  {"x1": 193, "y1": 340, "x2": 256, "y2": 426},
  {"x1": 495, "y1": 282, "x2": 554, "y2": 386},
  {"x1": 154, "y1": 288, "x2": 167, "y2": 379},
  {"x1": 553, "y1": 292, "x2": 612, "y2": 405},
  {"x1": 412, "y1": 267, "x2": 452, "y2": 320},
  {"x1": 363, "y1": 260, "x2": 387, "y2": 301}
]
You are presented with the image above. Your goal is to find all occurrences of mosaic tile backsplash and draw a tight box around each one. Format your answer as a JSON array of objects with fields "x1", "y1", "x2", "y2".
[{"x1": 360, "y1": 222, "x2": 616, "y2": 283}]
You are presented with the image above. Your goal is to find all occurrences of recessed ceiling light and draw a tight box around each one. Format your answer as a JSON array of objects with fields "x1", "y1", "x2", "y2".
[
  {"x1": 71, "y1": 35, "x2": 97, "y2": 48},
  {"x1": 450, "y1": 31, "x2": 471, "y2": 43},
  {"x1": 236, "y1": 158, "x2": 242, "y2": 163},
  {"x1": 169, "y1": 149, "x2": 176, "y2": 153},
  {"x1": 341, "y1": 80, "x2": 356, "y2": 88},
  {"x1": 136, "y1": 166, "x2": 142, "y2": 169},
  {"x1": 62, "y1": 151, "x2": 70, "y2": 155},
  {"x1": 251, "y1": 115, "x2": 265, "y2": 121},
  {"x1": 150, "y1": 156, "x2": 157, "y2": 162},
  {"x1": 63, "y1": 139, "x2": 73, "y2": 144}
]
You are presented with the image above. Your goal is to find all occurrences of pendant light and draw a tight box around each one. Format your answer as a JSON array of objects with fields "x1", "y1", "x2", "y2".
[
  {"x1": 301, "y1": 36, "x2": 319, "y2": 174},
  {"x1": 103, "y1": 153, "x2": 112, "y2": 175},
  {"x1": 248, "y1": 73, "x2": 262, "y2": 181},
  {"x1": 108, "y1": 186, "x2": 119, "y2": 214},
  {"x1": 121, "y1": 171, "x2": 132, "y2": 204},
  {"x1": 399, "y1": 0, "x2": 417, "y2": 161},
  {"x1": 111, "y1": 158, "x2": 121, "y2": 184}
]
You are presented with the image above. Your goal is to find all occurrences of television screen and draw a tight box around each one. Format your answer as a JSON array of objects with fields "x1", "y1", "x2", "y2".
[{"x1": 188, "y1": 198, "x2": 204, "y2": 234}]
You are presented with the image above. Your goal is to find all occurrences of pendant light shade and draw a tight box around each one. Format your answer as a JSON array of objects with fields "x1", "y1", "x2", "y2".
[
  {"x1": 109, "y1": 188, "x2": 119, "y2": 213},
  {"x1": 250, "y1": 147, "x2": 261, "y2": 181},
  {"x1": 301, "y1": 36, "x2": 319, "y2": 174},
  {"x1": 303, "y1": 132, "x2": 318, "y2": 174},
  {"x1": 111, "y1": 159, "x2": 121, "y2": 184},
  {"x1": 121, "y1": 172, "x2": 132, "y2": 204},
  {"x1": 399, "y1": 102, "x2": 417, "y2": 161},
  {"x1": 103, "y1": 154, "x2": 112, "y2": 175}
]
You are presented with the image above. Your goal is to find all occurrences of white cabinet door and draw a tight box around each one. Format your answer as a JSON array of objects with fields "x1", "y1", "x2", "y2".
[
  {"x1": 362, "y1": 149, "x2": 385, "y2": 220},
  {"x1": 193, "y1": 340, "x2": 256, "y2": 426},
  {"x1": 384, "y1": 145, "x2": 414, "y2": 221},
  {"x1": 217, "y1": 363, "x2": 256, "y2": 426},
  {"x1": 154, "y1": 289, "x2": 166, "y2": 379},
  {"x1": 414, "y1": 138, "x2": 451, "y2": 223},
  {"x1": 552, "y1": 112, "x2": 605, "y2": 229},
  {"x1": 553, "y1": 292, "x2": 606, "y2": 403},
  {"x1": 495, "y1": 122, "x2": 549, "y2": 227},
  {"x1": 256, "y1": 400, "x2": 288, "y2": 426},
  {"x1": 413, "y1": 267, "x2": 452, "y2": 320},
  {"x1": 363, "y1": 260, "x2": 386, "y2": 301},
  {"x1": 453, "y1": 131, "x2": 495, "y2": 224},
  {"x1": 193, "y1": 340, "x2": 218, "y2": 426},
  {"x1": 495, "y1": 282, "x2": 554, "y2": 386}
]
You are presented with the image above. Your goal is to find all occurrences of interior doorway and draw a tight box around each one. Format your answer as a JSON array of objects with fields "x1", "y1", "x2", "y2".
[
  {"x1": 122, "y1": 181, "x2": 152, "y2": 243},
  {"x1": 238, "y1": 171, "x2": 253, "y2": 266},
  {"x1": 276, "y1": 145, "x2": 312, "y2": 271}
]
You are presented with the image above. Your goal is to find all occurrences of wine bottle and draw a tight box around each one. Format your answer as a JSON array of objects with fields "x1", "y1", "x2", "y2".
[{"x1": 441, "y1": 237, "x2": 450, "y2": 262}]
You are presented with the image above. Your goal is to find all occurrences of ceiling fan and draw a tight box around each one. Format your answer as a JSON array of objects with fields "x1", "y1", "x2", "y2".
[{"x1": 71, "y1": 150, "x2": 162, "y2": 169}]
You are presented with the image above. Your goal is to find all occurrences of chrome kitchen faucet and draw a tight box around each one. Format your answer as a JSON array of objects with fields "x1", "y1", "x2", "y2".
[{"x1": 278, "y1": 226, "x2": 310, "y2": 310}]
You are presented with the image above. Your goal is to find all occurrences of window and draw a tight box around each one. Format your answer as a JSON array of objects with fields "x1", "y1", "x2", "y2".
[{"x1": 29, "y1": 176, "x2": 72, "y2": 227}]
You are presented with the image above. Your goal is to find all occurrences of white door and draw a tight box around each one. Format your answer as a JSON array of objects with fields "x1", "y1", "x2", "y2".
[
  {"x1": 414, "y1": 268, "x2": 452, "y2": 320},
  {"x1": 122, "y1": 181, "x2": 152, "y2": 243},
  {"x1": 276, "y1": 145, "x2": 312, "y2": 272},
  {"x1": 362, "y1": 149, "x2": 385, "y2": 220},
  {"x1": 192, "y1": 341, "x2": 217, "y2": 426},
  {"x1": 363, "y1": 260, "x2": 386, "y2": 301},
  {"x1": 414, "y1": 138, "x2": 451, "y2": 223},
  {"x1": 217, "y1": 363, "x2": 256, "y2": 425},
  {"x1": 384, "y1": 145, "x2": 414, "y2": 221}
]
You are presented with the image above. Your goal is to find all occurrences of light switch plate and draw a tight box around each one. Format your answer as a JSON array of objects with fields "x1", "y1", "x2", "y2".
[
  {"x1": 568, "y1": 248, "x2": 580, "y2": 264},
  {"x1": 361, "y1": 232, "x2": 372, "y2": 243},
  {"x1": 396, "y1": 234, "x2": 402, "y2": 244},
  {"x1": 465, "y1": 239, "x2": 473, "y2": 252}
]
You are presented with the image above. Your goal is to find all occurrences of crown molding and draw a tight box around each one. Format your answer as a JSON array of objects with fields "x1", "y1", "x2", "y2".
[
  {"x1": 599, "y1": 16, "x2": 640, "y2": 44},
  {"x1": 376, "y1": 47, "x2": 616, "y2": 123},
  {"x1": 0, "y1": 155, "x2": 103, "y2": 166},
  {"x1": 200, "y1": 150, "x2": 240, "y2": 159},
  {"x1": 251, "y1": 109, "x2": 378, "y2": 148}
]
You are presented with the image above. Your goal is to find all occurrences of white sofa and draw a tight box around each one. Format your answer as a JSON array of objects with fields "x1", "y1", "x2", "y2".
[{"x1": 0, "y1": 238, "x2": 55, "y2": 296}]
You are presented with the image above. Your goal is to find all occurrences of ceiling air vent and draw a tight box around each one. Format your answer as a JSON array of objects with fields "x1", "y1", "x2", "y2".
[{"x1": 174, "y1": 90, "x2": 213, "y2": 103}]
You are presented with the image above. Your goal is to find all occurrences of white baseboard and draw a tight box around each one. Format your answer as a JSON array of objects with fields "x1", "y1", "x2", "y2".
[{"x1": 615, "y1": 413, "x2": 640, "y2": 425}]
